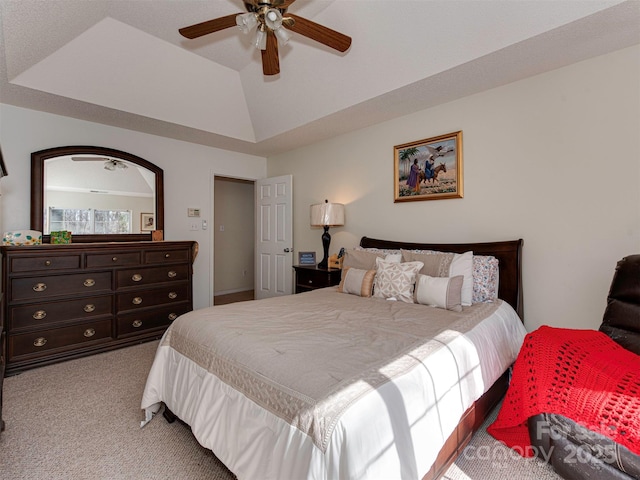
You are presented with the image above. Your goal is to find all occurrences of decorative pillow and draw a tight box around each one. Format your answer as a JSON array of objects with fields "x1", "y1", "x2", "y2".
[
  {"x1": 472, "y1": 255, "x2": 500, "y2": 303},
  {"x1": 343, "y1": 249, "x2": 386, "y2": 270},
  {"x1": 415, "y1": 274, "x2": 464, "y2": 312},
  {"x1": 401, "y1": 249, "x2": 473, "y2": 306},
  {"x1": 337, "y1": 267, "x2": 376, "y2": 297},
  {"x1": 451, "y1": 251, "x2": 473, "y2": 306},
  {"x1": 355, "y1": 247, "x2": 402, "y2": 256},
  {"x1": 373, "y1": 258, "x2": 423, "y2": 303},
  {"x1": 384, "y1": 252, "x2": 402, "y2": 263},
  {"x1": 401, "y1": 249, "x2": 454, "y2": 277},
  {"x1": 343, "y1": 249, "x2": 402, "y2": 271}
]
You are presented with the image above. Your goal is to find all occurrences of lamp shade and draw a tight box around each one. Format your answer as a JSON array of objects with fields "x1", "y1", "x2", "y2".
[{"x1": 310, "y1": 201, "x2": 345, "y2": 227}]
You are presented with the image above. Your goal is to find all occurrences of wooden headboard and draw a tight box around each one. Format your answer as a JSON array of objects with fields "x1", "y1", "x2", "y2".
[{"x1": 359, "y1": 236, "x2": 524, "y2": 319}]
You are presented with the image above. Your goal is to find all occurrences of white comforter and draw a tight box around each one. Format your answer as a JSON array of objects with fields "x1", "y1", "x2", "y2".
[{"x1": 141, "y1": 288, "x2": 526, "y2": 480}]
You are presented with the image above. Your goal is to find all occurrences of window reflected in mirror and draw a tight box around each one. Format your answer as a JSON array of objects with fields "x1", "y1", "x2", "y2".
[{"x1": 43, "y1": 156, "x2": 154, "y2": 234}]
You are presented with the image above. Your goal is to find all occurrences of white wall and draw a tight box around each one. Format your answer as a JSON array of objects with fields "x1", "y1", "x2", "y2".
[
  {"x1": 268, "y1": 45, "x2": 640, "y2": 332},
  {"x1": 0, "y1": 104, "x2": 267, "y2": 309}
]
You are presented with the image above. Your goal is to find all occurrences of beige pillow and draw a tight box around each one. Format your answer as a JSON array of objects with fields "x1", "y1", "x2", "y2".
[
  {"x1": 415, "y1": 274, "x2": 464, "y2": 312},
  {"x1": 373, "y1": 258, "x2": 423, "y2": 303},
  {"x1": 342, "y1": 249, "x2": 385, "y2": 270},
  {"x1": 401, "y1": 249, "x2": 454, "y2": 277},
  {"x1": 338, "y1": 267, "x2": 375, "y2": 297}
]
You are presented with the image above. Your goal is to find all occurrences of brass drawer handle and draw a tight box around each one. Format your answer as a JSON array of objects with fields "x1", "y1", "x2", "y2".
[
  {"x1": 167, "y1": 270, "x2": 177, "y2": 278},
  {"x1": 32, "y1": 282, "x2": 47, "y2": 292},
  {"x1": 33, "y1": 337, "x2": 47, "y2": 347},
  {"x1": 164, "y1": 253, "x2": 171, "y2": 258},
  {"x1": 44, "y1": 260, "x2": 52, "y2": 266},
  {"x1": 84, "y1": 304, "x2": 95, "y2": 313},
  {"x1": 84, "y1": 328, "x2": 95, "y2": 338},
  {"x1": 112, "y1": 256, "x2": 118, "y2": 262},
  {"x1": 307, "y1": 279, "x2": 313, "y2": 284},
  {"x1": 84, "y1": 278, "x2": 96, "y2": 287},
  {"x1": 132, "y1": 273, "x2": 143, "y2": 282},
  {"x1": 132, "y1": 319, "x2": 143, "y2": 328},
  {"x1": 33, "y1": 310, "x2": 47, "y2": 320},
  {"x1": 132, "y1": 297, "x2": 143, "y2": 305},
  {"x1": 168, "y1": 292, "x2": 178, "y2": 299},
  {"x1": 168, "y1": 313, "x2": 178, "y2": 321}
]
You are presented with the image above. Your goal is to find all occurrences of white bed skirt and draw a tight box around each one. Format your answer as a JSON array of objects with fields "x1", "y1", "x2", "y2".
[{"x1": 141, "y1": 301, "x2": 526, "y2": 480}]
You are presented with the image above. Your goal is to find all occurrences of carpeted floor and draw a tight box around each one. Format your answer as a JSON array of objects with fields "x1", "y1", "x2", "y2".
[{"x1": 0, "y1": 341, "x2": 561, "y2": 480}]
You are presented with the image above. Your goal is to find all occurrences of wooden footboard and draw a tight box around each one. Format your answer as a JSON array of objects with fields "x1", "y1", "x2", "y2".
[{"x1": 422, "y1": 370, "x2": 509, "y2": 480}]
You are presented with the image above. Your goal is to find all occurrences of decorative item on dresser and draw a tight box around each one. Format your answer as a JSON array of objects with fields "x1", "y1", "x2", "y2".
[
  {"x1": 293, "y1": 264, "x2": 341, "y2": 293},
  {"x1": 1, "y1": 241, "x2": 197, "y2": 375}
]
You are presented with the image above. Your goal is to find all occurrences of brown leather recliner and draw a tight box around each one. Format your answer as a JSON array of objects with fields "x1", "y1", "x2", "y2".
[
  {"x1": 528, "y1": 255, "x2": 640, "y2": 480},
  {"x1": 599, "y1": 254, "x2": 640, "y2": 356}
]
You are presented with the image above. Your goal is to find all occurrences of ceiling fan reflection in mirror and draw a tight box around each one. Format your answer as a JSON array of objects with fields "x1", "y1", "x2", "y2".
[
  {"x1": 72, "y1": 157, "x2": 129, "y2": 171},
  {"x1": 179, "y1": 0, "x2": 352, "y2": 76}
]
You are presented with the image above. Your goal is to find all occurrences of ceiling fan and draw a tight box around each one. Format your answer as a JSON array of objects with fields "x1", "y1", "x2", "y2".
[
  {"x1": 72, "y1": 157, "x2": 128, "y2": 171},
  {"x1": 179, "y1": 0, "x2": 352, "y2": 76}
]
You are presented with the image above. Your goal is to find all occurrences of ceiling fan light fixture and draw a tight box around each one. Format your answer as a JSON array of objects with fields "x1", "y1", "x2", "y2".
[
  {"x1": 274, "y1": 25, "x2": 291, "y2": 45},
  {"x1": 104, "y1": 159, "x2": 128, "y2": 171},
  {"x1": 264, "y1": 8, "x2": 283, "y2": 30},
  {"x1": 236, "y1": 12, "x2": 258, "y2": 34},
  {"x1": 254, "y1": 26, "x2": 267, "y2": 50}
]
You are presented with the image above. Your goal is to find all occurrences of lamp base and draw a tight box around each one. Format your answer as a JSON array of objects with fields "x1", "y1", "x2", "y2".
[{"x1": 318, "y1": 226, "x2": 330, "y2": 269}]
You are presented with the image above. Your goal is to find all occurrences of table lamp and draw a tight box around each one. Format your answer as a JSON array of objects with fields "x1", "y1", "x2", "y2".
[{"x1": 310, "y1": 199, "x2": 345, "y2": 269}]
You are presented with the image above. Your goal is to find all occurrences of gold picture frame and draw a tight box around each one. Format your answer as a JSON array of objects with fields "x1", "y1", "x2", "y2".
[{"x1": 394, "y1": 130, "x2": 463, "y2": 202}]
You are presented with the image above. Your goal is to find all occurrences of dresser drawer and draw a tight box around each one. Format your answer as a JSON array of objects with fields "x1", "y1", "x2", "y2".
[
  {"x1": 116, "y1": 264, "x2": 189, "y2": 289},
  {"x1": 9, "y1": 254, "x2": 81, "y2": 273},
  {"x1": 117, "y1": 303, "x2": 191, "y2": 337},
  {"x1": 9, "y1": 296, "x2": 113, "y2": 331},
  {"x1": 10, "y1": 272, "x2": 112, "y2": 302},
  {"x1": 144, "y1": 248, "x2": 190, "y2": 264},
  {"x1": 8, "y1": 319, "x2": 113, "y2": 361},
  {"x1": 117, "y1": 284, "x2": 190, "y2": 312},
  {"x1": 86, "y1": 251, "x2": 141, "y2": 268}
]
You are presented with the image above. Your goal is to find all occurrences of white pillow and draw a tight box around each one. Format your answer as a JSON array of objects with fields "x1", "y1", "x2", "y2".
[
  {"x1": 450, "y1": 251, "x2": 473, "y2": 306},
  {"x1": 373, "y1": 258, "x2": 423, "y2": 303},
  {"x1": 415, "y1": 274, "x2": 463, "y2": 312},
  {"x1": 384, "y1": 252, "x2": 403, "y2": 263}
]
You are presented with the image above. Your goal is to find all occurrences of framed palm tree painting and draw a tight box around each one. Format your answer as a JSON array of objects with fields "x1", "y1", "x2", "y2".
[{"x1": 394, "y1": 131, "x2": 463, "y2": 202}]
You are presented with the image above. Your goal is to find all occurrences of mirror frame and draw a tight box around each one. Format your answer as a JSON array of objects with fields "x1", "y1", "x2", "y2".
[{"x1": 31, "y1": 145, "x2": 164, "y2": 243}]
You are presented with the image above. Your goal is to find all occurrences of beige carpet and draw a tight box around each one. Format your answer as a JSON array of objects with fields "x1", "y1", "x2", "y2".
[{"x1": 0, "y1": 341, "x2": 561, "y2": 480}]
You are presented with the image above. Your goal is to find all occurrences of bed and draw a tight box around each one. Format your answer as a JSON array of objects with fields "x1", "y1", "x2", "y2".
[{"x1": 141, "y1": 236, "x2": 527, "y2": 480}]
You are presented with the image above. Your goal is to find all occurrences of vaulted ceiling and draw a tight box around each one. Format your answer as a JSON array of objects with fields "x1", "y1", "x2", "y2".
[{"x1": 1, "y1": 0, "x2": 638, "y2": 157}]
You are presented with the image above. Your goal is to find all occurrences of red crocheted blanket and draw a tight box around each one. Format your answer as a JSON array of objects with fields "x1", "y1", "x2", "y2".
[{"x1": 487, "y1": 325, "x2": 640, "y2": 457}]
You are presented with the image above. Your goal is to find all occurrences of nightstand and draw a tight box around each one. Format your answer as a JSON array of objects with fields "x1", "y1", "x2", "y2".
[{"x1": 293, "y1": 265, "x2": 342, "y2": 293}]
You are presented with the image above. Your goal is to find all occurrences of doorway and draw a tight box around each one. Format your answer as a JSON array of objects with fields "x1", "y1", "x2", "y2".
[{"x1": 213, "y1": 176, "x2": 255, "y2": 305}]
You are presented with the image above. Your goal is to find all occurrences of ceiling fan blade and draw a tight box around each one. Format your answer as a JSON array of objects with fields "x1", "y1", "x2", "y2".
[
  {"x1": 272, "y1": 0, "x2": 297, "y2": 8},
  {"x1": 286, "y1": 13, "x2": 351, "y2": 52},
  {"x1": 72, "y1": 157, "x2": 111, "y2": 162},
  {"x1": 179, "y1": 13, "x2": 239, "y2": 39},
  {"x1": 261, "y1": 32, "x2": 280, "y2": 75}
]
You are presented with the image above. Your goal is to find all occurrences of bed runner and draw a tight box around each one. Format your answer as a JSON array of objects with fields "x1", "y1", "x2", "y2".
[
  {"x1": 488, "y1": 326, "x2": 640, "y2": 456},
  {"x1": 162, "y1": 289, "x2": 499, "y2": 452}
]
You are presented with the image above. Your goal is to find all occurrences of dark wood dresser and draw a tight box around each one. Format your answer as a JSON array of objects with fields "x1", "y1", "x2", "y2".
[
  {"x1": 0, "y1": 292, "x2": 5, "y2": 433},
  {"x1": 1, "y1": 241, "x2": 196, "y2": 375}
]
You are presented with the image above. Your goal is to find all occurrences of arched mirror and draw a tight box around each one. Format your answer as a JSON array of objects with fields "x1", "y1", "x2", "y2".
[{"x1": 31, "y1": 146, "x2": 164, "y2": 243}]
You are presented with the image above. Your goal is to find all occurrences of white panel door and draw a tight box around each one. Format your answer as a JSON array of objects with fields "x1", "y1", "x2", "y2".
[{"x1": 255, "y1": 175, "x2": 293, "y2": 299}]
